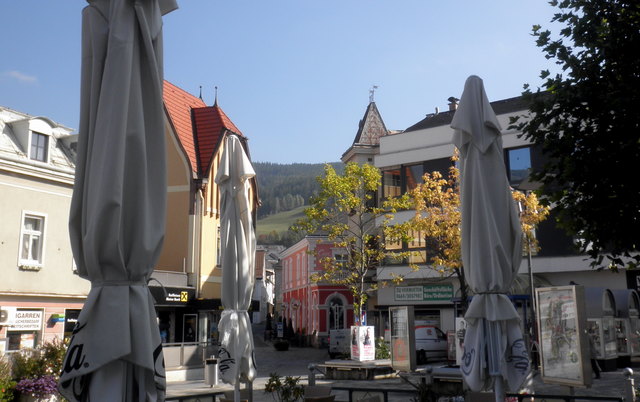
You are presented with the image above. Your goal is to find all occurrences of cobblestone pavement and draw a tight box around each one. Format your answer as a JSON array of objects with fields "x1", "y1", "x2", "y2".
[{"x1": 167, "y1": 326, "x2": 640, "y2": 401}]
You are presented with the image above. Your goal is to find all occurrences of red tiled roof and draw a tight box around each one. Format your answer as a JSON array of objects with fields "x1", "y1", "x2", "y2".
[
  {"x1": 163, "y1": 80, "x2": 205, "y2": 172},
  {"x1": 192, "y1": 105, "x2": 243, "y2": 175},
  {"x1": 163, "y1": 80, "x2": 243, "y2": 176}
]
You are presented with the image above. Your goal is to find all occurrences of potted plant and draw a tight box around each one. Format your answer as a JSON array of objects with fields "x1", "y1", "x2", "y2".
[
  {"x1": 14, "y1": 377, "x2": 58, "y2": 402},
  {"x1": 264, "y1": 373, "x2": 304, "y2": 402},
  {"x1": 10, "y1": 340, "x2": 66, "y2": 402}
]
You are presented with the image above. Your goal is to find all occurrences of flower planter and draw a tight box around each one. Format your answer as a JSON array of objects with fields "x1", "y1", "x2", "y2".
[{"x1": 19, "y1": 394, "x2": 59, "y2": 402}]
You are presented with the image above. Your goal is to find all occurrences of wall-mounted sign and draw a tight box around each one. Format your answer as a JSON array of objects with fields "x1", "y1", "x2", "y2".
[
  {"x1": 9, "y1": 310, "x2": 43, "y2": 331},
  {"x1": 394, "y1": 284, "x2": 453, "y2": 302},
  {"x1": 149, "y1": 286, "x2": 195, "y2": 306}
]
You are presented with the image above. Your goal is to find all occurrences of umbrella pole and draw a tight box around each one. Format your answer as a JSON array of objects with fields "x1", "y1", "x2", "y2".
[
  {"x1": 485, "y1": 320, "x2": 505, "y2": 401},
  {"x1": 493, "y1": 375, "x2": 505, "y2": 402}
]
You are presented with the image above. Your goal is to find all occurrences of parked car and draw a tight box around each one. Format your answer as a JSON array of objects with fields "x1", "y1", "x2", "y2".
[
  {"x1": 415, "y1": 325, "x2": 448, "y2": 364},
  {"x1": 385, "y1": 324, "x2": 448, "y2": 364}
]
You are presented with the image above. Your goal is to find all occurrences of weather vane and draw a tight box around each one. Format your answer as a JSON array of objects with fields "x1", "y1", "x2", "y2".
[{"x1": 369, "y1": 85, "x2": 379, "y2": 103}]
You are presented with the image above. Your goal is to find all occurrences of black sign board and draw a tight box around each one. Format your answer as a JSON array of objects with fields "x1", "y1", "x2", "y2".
[{"x1": 150, "y1": 286, "x2": 195, "y2": 306}]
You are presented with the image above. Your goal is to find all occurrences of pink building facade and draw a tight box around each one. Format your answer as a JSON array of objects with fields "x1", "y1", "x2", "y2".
[{"x1": 280, "y1": 236, "x2": 354, "y2": 345}]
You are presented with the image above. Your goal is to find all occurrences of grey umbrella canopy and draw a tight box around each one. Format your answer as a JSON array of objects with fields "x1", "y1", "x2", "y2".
[
  {"x1": 59, "y1": 0, "x2": 177, "y2": 400},
  {"x1": 451, "y1": 76, "x2": 529, "y2": 399},
  {"x1": 215, "y1": 134, "x2": 257, "y2": 399}
]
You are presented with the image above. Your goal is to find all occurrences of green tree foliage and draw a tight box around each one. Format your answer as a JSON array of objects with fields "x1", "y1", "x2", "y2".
[
  {"x1": 514, "y1": 0, "x2": 640, "y2": 270},
  {"x1": 294, "y1": 163, "x2": 415, "y2": 324}
]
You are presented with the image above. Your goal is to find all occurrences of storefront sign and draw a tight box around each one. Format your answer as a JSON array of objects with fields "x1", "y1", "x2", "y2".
[
  {"x1": 150, "y1": 286, "x2": 195, "y2": 306},
  {"x1": 9, "y1": 310, "x2": 43, "y2": 331},
  {"x1": 394, "y1": 284, "x2": 453, "y2": 302}
]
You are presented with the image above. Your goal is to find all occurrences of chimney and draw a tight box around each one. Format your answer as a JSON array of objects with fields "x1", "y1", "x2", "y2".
[{"x1": 448, "y1": 96, "x2": 459, "y2": 111}]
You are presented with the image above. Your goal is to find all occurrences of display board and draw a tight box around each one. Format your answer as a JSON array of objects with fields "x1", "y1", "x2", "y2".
[
  {"x1": 389, "y1": 306, "x2": 416, "y2": 372},
  {"x1": 536, "y1": 285, "x2": 592, "y2": 387}
]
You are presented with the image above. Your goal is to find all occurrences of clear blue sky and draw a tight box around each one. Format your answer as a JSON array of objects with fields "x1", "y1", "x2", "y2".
[{"x1": 1, "y1": 1, "x2": 558, "y2": 164}]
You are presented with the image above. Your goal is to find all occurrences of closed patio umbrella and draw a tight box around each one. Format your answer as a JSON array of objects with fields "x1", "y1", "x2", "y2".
[
  {"x1": 215, "y1": 134, "x2": 257, "y2": 401},
  {"x1": 451, "y1": 75, "x2": 529, "y2": 400},
  {"x1": 58, "y1": 0, "x2": 177, "y2": 400}
]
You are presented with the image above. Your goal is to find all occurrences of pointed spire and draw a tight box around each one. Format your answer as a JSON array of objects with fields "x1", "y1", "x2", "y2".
[
  {"x1": 198, "y1": 85, "x2": 203, "y2": 101},
  {"x1": 214, "y1": 86, "x2": 218, "y2": 107}
]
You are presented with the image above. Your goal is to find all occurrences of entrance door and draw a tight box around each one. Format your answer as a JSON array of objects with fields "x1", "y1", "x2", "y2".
[
  {"x1": 329, "y1": 298, "x2": 345, "y2": 330},
  {"x1": 183, "y1": 314, "x2": 197, "y2": 343}
]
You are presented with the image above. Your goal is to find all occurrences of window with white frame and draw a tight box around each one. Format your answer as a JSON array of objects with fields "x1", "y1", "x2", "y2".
[
  {"x1": 19, "y1": 213, "x2": 46, "y2": 266},
  {"x1": 30, "y1": 132, "x2": 49, "y2": 162},
  {"x1": 334, "y1": 253, "x2": 348, "y2": 268}
]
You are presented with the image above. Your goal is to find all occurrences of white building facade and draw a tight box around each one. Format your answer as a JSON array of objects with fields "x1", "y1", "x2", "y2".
[{"x1": 0, "y1": 106, "x2": 89, "y2": 353}]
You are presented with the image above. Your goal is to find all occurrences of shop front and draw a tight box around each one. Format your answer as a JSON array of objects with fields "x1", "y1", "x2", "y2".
[
  {"x1": 149, "y1": 285, "x2": 197, "y2": 343},
  {"x1": 1, "y1": 300, "x2": 86, "y2": 353},
  {"x1": 375, "y1": 282, "x2": 457, "y2": 339}
]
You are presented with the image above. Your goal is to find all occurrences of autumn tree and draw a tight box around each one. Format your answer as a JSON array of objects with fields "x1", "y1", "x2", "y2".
[
  {"x1": 514, "y1": 0, "x2": 640, "y2": 270},
  {"x1": 388, "y1": 154, "x2": 549, "y2": 313},
  {"x1": 293, "y1": 162, "x2": 415, "y2": 325}
]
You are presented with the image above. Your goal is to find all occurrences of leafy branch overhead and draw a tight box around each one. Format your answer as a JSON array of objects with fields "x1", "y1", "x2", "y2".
[{"x1": 512, "y1": 0, "x2": 640, "y2": 270}]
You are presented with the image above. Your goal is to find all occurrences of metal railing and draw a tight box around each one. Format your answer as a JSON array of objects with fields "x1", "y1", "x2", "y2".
[{"x1": 163, "y1": 341, "x2": 218, "y2": 369}]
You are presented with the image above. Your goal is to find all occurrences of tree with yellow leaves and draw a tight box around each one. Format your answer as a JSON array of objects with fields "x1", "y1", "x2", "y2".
[
  {"x1": 387, "y1": 152, "x2": 549, "y2": 313},
  {"x1": 293, "y1": 162, "x2": 415, "y2": 325}
]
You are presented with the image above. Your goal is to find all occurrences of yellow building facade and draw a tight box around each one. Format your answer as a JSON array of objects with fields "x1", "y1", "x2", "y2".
[{"x1": 153, "y1": 81, "x2": 257, "y2": 346}]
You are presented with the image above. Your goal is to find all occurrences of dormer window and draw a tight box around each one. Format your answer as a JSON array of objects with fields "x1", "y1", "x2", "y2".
[{"x1": 30, "y1": 131, "x2": 49, "y2": 162}]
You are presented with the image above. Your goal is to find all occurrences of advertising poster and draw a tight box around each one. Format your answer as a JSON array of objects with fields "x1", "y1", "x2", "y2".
[
  {"x1": 455, "y1": 317, "x2": 467, "y2": 366},
  {"x1": 350, "y1": 326, "x2": 375, "y2": 361},
  {"x1": 536, "y1": 285, "x2": 591, "y2": 387}
]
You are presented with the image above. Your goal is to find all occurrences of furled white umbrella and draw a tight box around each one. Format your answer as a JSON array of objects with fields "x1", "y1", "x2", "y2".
[
  {"x1": 59, "y1": 0, "x2": 177, "y2": 400},
  {"x1": 451, "y1": 75, "x2": 529, "y2": 400},
  {"x1": 215, "y1": 134, "x2": 257, "y2": 401}
]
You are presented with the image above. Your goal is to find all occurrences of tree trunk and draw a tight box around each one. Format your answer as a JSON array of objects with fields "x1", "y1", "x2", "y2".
[{"x1": 456, "y1": 267, "x2": 470, "y2": 315}]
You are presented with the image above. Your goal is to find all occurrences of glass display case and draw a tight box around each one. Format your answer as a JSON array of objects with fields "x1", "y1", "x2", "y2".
[
  {"x1": 587, "y1": 318, "x2": 617, "y2": 359},
  {"x1": 585, "y1": 288, "x2": 618, "y2": 371},
  {"x1": 611, "y1": 289, "x2": 640, "y2": 357},
  {"x1": 615, "y1": 318, "x2": 630, "y2": 355}
]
